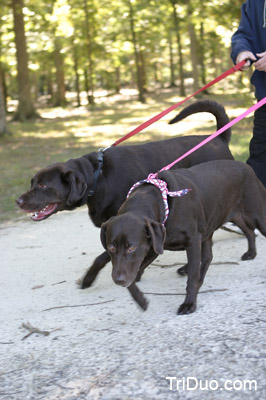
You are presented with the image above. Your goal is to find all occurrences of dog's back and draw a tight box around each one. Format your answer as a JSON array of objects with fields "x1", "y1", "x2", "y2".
[{"x1": 160, "y1": 160, "x2": 266, "y2": 235}]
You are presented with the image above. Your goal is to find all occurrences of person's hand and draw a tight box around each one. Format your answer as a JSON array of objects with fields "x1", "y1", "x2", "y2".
[
  {"x1": 236, "y1": 51, "x2": 256, "y2": 70},
  {"x1": 254, "y1": 52, "x2": 266, "y2": 71}
]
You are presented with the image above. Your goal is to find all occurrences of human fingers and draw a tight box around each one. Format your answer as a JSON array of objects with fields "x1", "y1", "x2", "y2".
[
  {"x1": 236, "y1": 51, "x2": 256, "y2": 70},
  {"x1": 256, "y1": 51, "x2": 266, "y2": 58},
  {"x1": 254, "y1": 52, "x2": 266, "y2": 71}
]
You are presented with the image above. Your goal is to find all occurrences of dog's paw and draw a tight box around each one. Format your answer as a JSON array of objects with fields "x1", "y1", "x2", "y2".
[
  {"x1": 137, "y1": 298, "x2": 149, "y2": 311},
  {"x1": 177, "y1": 302, "x2": 196, "y2": 315},
  {"x1": 177, "y1": 264, "x2": 188, "y2": 276},
  {"x1": 80, "y1": 274, "x2": 96, "y2": 289},
  {"x1": 241, "y1": 251, "x2": 256, "y2": 261}
]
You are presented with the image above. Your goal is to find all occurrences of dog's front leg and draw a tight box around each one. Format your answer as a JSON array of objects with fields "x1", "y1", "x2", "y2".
[
  {"x1": 199, "y1": 236, "x2": 213, "y2": 286},
  {"x1": 81, "y1": 251, "x2": 111, "y2": 289},
  {"x1": 178, "y1": 236, "x2": 201, "y2": 315},
  {"x1": 136, "y1": 249, "x2": 158, "y2": 282},
  {"x1": 127, "y1": 251, "x2": 158, "y2": 310},
  {"x1": 127, "y1": 283, "x2": 149, "y2": 310}
]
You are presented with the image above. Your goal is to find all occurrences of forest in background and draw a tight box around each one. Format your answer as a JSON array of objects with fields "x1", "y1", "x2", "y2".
[
  {"x1": 0, "y1": 0, "x2": 256, "y2": 221},
  {"x1": 0, "y1": 0, "x2": 248, "y2": 132}
]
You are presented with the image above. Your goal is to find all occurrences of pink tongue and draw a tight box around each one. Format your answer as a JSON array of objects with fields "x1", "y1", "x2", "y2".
[
  {"x1": 32, "y1": 213, "x2": 45, "y2": 221},
  {"x1": 31, "y1": 204, "x2": 57, "y2": 221}
]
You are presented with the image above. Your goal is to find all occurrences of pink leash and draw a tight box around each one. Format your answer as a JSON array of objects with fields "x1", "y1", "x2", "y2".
[
  {"x1": 112, "y1": 60, "x2": 246, "y2": 147},
  {"x1": 127, "y1": 97, "x2": 266, "y2": 223}
]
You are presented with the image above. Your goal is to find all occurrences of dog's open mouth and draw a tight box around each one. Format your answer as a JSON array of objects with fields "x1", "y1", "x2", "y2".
[{"x1": 30, "y1": 204, "x2": 57, "y2": 221}]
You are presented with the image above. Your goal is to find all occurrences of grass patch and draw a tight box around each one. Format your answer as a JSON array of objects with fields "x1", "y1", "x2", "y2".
[{"x1": 0, "y1": 88, "x2": 254, "y2": 223}]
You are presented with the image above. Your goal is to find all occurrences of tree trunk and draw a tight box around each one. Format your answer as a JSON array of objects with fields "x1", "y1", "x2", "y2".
[
  {"x1": 198, "y1": 1, "x2": 208, "y2": 88},
  {"x1": 127, "y1": 0, "x2": 145, "y2": 103},
  {"x1": 0, "y1": 70, "x2": 10, "y2": 136},
  {"x1": 153, "y1": 62, "x2": 159, "y2": 85},
  {"x1": 32, "y1": 72, "x2": 39, "y2": 101},
  {"x1": 199, "y1": 22, "x2": 207, "y2": 86},
  {"x1": 188, "y1": 23, "x2": 200, "y2": 92},
  {"x1": 83, "y1": 0, "x2": 94, "y2": 105},
  {"x1": 114, "y1": 67, "x2": 121, "y2": 94},
  {"x1": 12, "y1": 0, "x2": 38, "y2": 121},
  {"x1": 168, "y1": 32, "x2": 176, "y2": 87},
  {"x1": 84, "y1": 68, "x2": 93, "y2": 105},
  {"x1": 72, "y1": 40, "x2": 81, "y2": 107},
  {"x1": 1, "y1": 68, "x2": 8, "y2": 112},
  {"x1": 186, "y1": 0, "x2": 200, "y2": 93},
  {"x1": 47, "y1": 67, "x2": 54, "y2": 104},
  {"x1": 54, "y1": 37, "x2": 66, "y2": 107},
  {"x1": 170, "y1": 1, "x2": 185, "y2": 96},
  {"x1": 139, "y1": 49, "x2": 147, "y2": 92}
]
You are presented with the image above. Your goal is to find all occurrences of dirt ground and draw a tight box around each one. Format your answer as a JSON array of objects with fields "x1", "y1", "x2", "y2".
[{"x1": 0, "y1": 207, "x2": 265, "y2": 400}]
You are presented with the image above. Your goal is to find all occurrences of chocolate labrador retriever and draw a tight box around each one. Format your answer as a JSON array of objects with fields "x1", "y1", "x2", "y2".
[
  {"x1": 101, "y1": 160, "x2": 266, "y2": 314},
  {"x1": 16, "y1": 100, "x2": 234, "y2": 287}
]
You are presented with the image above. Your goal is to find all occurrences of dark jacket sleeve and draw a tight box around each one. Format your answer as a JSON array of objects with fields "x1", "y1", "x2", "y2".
[{"x1": 231, "y1": 0, "x2": 254, "y2": 64}]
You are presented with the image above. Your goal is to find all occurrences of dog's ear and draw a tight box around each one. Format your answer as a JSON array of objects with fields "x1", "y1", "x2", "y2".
[
  {"x1": 145, "y1": 219, "x2": 166, "y2": 254},
  {"x1": 63, "y1": 170, "x2": 87, "y2": 206},
  {"x1": 100, "y1": 222, "x2": 108, "y2": 250},
  {"x1": 101, "y1": 217, "x2": 116, "y2": 250}
]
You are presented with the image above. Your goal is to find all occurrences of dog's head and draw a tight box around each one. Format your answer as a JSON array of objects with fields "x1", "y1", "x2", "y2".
[
  {"x1": 101, "y1": 213, "x2": 166, "y2": 287},
  {"x1": 16, "y1": 163, "x2": 88, "y2": 221}
]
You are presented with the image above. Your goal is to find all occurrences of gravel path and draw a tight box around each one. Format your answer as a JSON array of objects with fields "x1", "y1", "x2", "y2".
[{"x1": 0, "y1": 208, "x2": 265, "y2": 399}]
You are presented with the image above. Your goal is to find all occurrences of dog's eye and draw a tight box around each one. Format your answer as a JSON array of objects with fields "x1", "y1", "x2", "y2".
[
  {"x1": 127, "y1": 245, "x2": 137, "y2": 253},
  {"x1": 38, "y1": 183, "x2": 47, "y2": 189},
  {"x1": 108, "y1": 244, "x2": 116, "y2": 253}
]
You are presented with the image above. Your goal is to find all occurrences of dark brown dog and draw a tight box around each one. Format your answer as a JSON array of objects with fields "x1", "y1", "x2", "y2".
[
  {"x1": 101, "y1": 160, "x2": 266, "y2": 314},
  {"x1": 16, "y1": 101, "x2": 234, "y2": 287}
]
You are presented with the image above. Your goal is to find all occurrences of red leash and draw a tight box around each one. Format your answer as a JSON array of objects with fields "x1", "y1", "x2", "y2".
[{"x1": 112, "y1": 60, "x2": 246, "y2": 147}]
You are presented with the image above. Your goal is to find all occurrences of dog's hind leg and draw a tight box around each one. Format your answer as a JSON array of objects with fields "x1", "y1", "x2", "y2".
[
  {"x1": 256, "y1": 217, "x2": 266, "y2": 238},
  {"x1": 178, "y1": 235, "x2": 202, "y2": 315},
  {"x1": 231, "y1": 215, "x2": 257, "y2": 260},
  {"x1": 81, "y1": 251, "x2": 111, "y2": 289},
  {"x1": 127, "y1": 283, "x2": 149, "y2": 310},
  {"x1": 177, "y1": 263, "x2": 188, "y2": 276}
]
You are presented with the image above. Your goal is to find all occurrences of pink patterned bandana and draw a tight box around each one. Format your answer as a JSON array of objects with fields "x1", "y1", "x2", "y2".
[{"x1": 127, "y1": 173, "x2": 191, "y2": 224}]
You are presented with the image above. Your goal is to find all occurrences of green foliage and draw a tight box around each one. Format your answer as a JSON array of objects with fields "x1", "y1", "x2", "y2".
[{"x1": 0, "y1": 0, "x2": 246, "y2": 101}]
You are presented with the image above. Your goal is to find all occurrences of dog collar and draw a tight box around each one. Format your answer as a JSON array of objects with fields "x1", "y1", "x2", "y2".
[
  {"x1": 127, "y1": 173, "x2": 191, "y2": 224},
  {"x1": 87, "y1": 150, "x2": 104, "y2": 197}
]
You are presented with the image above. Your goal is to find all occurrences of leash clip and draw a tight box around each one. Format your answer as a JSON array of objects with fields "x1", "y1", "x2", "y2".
[{"x1": 98, "y1": 146, "x2": 111, "y2": 153}]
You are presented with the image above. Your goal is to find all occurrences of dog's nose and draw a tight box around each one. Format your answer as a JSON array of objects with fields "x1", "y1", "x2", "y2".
[
  {"x1": 114, "y1": 273, "x2": 127, "y2": 287},
  {"x1": 16, "y1": 197, "x2": 24, "y2": 207}
]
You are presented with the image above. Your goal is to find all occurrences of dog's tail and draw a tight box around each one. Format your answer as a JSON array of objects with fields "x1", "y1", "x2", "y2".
[{"x1": 168, "y1": 100, "x2": 231, "y2": 144}]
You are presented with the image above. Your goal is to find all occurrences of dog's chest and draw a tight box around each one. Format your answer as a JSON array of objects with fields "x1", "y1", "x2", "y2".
[{"x1": 164, "y1": 229, "x2": 190, "y2": 251}]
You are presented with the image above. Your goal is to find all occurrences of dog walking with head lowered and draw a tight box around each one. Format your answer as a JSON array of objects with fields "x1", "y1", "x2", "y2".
[{"x1": 101, "y1": 160, "x2": 266, "y2": 314}]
